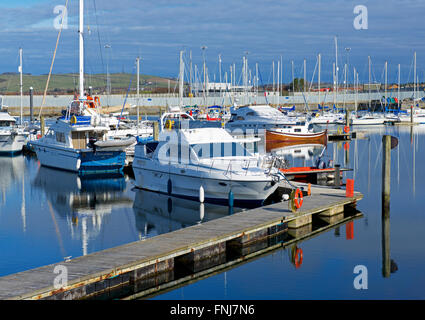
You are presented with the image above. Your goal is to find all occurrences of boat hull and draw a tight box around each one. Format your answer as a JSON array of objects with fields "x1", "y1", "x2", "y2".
[
  {"x1": 31, "y1": 142, "x2": 126, "y2": 174},
  {"x1": 0, "y1": 133, "x2": 27, "y2": 154},
  {"x1": 132, "y1": 162, "x2": 278, "y2": 208},
  {"x1": 266, "y1": 130, "x2": 327, "y2": 153}
]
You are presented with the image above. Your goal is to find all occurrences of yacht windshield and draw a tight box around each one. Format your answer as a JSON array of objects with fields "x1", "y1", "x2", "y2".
[{"x1": 191, "y1": 142, "x2": 252, "y2": 159}]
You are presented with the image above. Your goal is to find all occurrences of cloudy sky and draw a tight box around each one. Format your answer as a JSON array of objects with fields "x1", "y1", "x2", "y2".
[{"x1": 0, "y1": 0, "x2": 424, "y2": 84}]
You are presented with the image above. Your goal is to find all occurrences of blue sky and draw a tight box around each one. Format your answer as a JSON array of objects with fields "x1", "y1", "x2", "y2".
[{"x1": 0, "y1": 0, "x2": 424, "y2": 84}]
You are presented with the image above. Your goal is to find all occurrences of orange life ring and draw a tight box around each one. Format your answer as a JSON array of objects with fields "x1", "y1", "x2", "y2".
[
  {"x1": 294, "y1": 188, "x2": 303, "y2": 209},
  {"x1": 294, "y1": 248, "x2": 303, "y2": 268},
  {"x1": 344, "y1": 126, "x2": 350, "y2": 133}
]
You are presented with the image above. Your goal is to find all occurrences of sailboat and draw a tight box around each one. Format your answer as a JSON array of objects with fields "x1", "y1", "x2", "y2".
[
  {"x1": 0, "y1": 49, "x2": 29, "y2": 155},
  {"x1": 30, "y1": 0, "x2": 134, "y2": 174}
]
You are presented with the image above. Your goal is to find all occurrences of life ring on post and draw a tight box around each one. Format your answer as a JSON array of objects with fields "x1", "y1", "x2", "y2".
[
  {"x1": 70, "y1": 115, "x2": 77, "y2": 125},
  {"x1": 165, "y1": 119, "x2": 174, "y2": 130},
  {"x1": 294, "y1": 188, "x2": 303, "y2": 209}
]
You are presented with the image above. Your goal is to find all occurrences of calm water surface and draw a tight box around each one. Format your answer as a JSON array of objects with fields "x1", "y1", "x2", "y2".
[{"x1": 0, "y1": 124, "x2": 424, "y2": 299}]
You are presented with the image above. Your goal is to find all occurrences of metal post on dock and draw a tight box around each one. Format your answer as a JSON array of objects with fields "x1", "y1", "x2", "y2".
[
  {"x1": 40, "y1": 116, "x2": 45, "y2": 137},
  {"x1": 29, "y1": 87, "x2": 34, "y2": 124},
  {"x1": 345, "y1": 110, "x2": 350, "y2": 129},
  {"x1": 382, "y1": 135, "x2": 396, "y2": 278},
  {"x1": 153, "y1": 121, "x2": 159, "y2": 141},
  {"x1": 382, "y1": 134, "x2": 400, "y2": 277},
  {"x1": 382, "y1": 135, "x2": 391, "y2": 213},
  {"x1": 334, "y1": 164, "x2": 341, "y2": 189}
]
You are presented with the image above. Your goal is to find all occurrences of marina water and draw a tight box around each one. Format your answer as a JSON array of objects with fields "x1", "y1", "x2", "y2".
[{"x1": 0, "y1": 125, "x2": 424, "y2": 299}]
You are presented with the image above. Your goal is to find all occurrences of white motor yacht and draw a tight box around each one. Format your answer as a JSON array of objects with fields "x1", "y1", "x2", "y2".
[
  {"x1": 30, "y1": 115, "x2": 135, "y2": 175},
  {"x1": 0, "y1": 112, "x2": 28, "y2": 155},
  {"x1": 132, "y1": 127, "x2": 282, "y2": 208}
]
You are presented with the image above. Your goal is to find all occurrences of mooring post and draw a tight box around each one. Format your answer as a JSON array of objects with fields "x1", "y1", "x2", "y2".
[
  {"x1": 153, "y1": 121, "x2": 159, "y2": 141},
  {"x1": 40, "y1": 116, "x2": 45, "y2": 137},
  {"x1": 334, "y1": 164, "x2": 341, "y2": 188},
  {"x1": 345, "y1": 110, "x2": 350, "y2": 129},
  {"x1": 382, "y1": 135, "x2": 391, "y2": 278},
  {"x1": 29, "y1": 87, "x2": 34, "y2": 124},
  {"x1": 382, "y1": 135, "x2": 391, "y2": 214}
]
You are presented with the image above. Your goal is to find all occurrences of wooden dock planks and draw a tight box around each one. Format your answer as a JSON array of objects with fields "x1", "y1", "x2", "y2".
[{"x1": 0, "y1": 183, "x2": 362, "y2": 300}]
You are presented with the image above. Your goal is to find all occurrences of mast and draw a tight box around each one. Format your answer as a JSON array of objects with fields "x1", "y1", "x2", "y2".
[
  {"x1": 291, "y1": 60, "x2": 294, "y2": 95},
  {"x1": 136, "y1": 56, "x2": 140, "y2": 133},
  {"x1": 179, "y1": 50, "x2": 184, "y2": 107},
  {"x1": 318, "y1": 54, "x2": 321, "y2": 112},
  {"x1": 277, "y1": 59, "x2": 280, "y2": 106},
  {"x1": 189, "y1": 50, "x2": 193, "y2": 98},
  {"x1": 384, "y1": 61, "x2": 388, "y2": 107},
  {"x1": 398, "y1": 63, "x2": 401, "y2": 110},
  {"x1": 19, "y1": 48, "x2": 23, "y2": 125},
  {"x1": 333, "y1": 62, "x2": 336, "y2": 108},
  {"x1": 303, "y1": 59, "x2": 306, "y2": 93},
  {"x1": 368, "y1": 56, "x2": 371, "y2": 111},
  {"x1": 335, "y1": 36, "x2": 338, "y2": 106},
  {"x1": 354, "y1": 67, "x2": 358, "y2": 113},
  {"x1": 343, "y1": 63, "x2": 347, "y2": 110},
  {"x1": 414, "y1": 51, "x2": 417, "y2": 101},
  {"x1": 79, "y1": 0, "x2": 84, "y2": 99}
]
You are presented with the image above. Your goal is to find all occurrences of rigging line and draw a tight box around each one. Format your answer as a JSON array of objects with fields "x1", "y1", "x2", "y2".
[
  {"x1": 116, "y1": 67, "x2": 135, "y2": 132},
  {"x1": 92, "y1": 0, "x2": 105, "y2": 74},
  {"x1": 38, "y1": 0, "x2": 69, "y2": 120},
  {"x1": 257, "y1": 66, "x2": 269, "y2": 105}
]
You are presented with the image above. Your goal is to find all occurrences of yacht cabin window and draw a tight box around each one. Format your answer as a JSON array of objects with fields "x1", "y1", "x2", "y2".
[
  {"x1": 0, "y1": 121, "x2": 13, "y2": 127},
  {"x1": 191, "y1": 142, "x2": 252, "y2": 159}
]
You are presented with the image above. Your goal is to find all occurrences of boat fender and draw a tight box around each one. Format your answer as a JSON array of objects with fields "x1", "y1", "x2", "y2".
[
  {"x1": 294, "y1": 188, "x2": 303, "y2": 209},
  {"x1": 167, "y1": 178, "x2": 172, "y2": 195},
  {"x1": 199, "y1": 185, "x2": 205, "y2": 203},
  {"x1": 228, "y1": 190, "x2": 234, "y2": 207}
]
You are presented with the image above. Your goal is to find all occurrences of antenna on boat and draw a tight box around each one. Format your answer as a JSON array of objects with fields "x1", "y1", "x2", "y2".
[
  {"x1": 79, "y1": 0, "x2": 85, "y2": 101},
  {"x1": 19, "y1": 48, "x2": 23, "y2": 126}
]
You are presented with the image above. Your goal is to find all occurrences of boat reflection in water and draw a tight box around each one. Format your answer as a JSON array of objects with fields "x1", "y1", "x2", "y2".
[
  {"x1": 32, "y1": 167, "x2": 132, "y2": 256},
  {"x1": 0, "y1": 155, "x2": 25, "y2": 204},
  {"x1": 268, "y1": 142, "x2": 327, "y2": 165},
  {"x1": 133, "y1": 189, "x2": 243, "y2": 238}
]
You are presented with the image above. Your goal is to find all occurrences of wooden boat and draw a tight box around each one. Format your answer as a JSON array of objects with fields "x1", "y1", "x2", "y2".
[{"x1": 266, "y1": 129, "x2": 327, "y2": 152}]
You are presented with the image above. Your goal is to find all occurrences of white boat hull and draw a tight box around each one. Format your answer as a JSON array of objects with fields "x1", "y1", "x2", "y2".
[
  {"x1": 32, "y1": 143, "x2": 81, "y2": 172},
  {"x1": 133, "y1": 160, "x2": 278, "y2": 207},
  {"x1": 0, "y1": 132, "x2": 27, "y2": 154}
]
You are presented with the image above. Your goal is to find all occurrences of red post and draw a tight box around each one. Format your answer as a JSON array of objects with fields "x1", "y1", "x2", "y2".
[{"x1": 346, "y1": 179, "x2": 354, "y2": 198}]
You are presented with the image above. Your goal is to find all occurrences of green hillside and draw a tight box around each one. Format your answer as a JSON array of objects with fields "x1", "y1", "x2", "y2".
[{"x1": 0, "y1": 73, "x2": 178, "y2": 95}]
